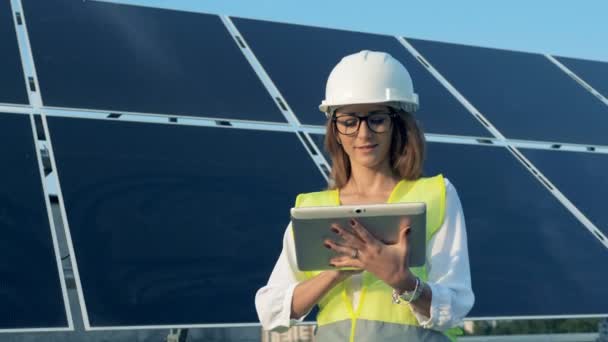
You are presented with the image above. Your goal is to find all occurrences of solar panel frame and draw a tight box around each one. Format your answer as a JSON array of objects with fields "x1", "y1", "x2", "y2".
[
  {"x1": 407, "y1": 37, "x2": 608, "y2": 147},
  {"x1": 0, "y1": 113, "x2": 72, "y2": 332},
  {"x1": 220, "y1": 15, "x2": 332, "y2": 180},
  {"x1": 555, "y1": 55, "x2": 608, "y2": 101},
  {"x1": 519, "y1": 148, "x2": 608, "y2": 238},
  {"x1": 1, "y1": 0, "x2": 29, "y2": 106},
  {"x1": 232, "y1": 16, "x2": 493, "y2": 138}
]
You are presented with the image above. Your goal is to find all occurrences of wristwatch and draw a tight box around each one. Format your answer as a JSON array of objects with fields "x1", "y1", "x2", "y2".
[{"x1": 392, "y1": 277, "x2": 425, "y2": 304}]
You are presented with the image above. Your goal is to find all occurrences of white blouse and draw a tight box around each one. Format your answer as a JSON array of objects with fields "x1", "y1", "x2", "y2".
[{"x1": 255, "y1": 178, "x2": 475, "y2": 333}]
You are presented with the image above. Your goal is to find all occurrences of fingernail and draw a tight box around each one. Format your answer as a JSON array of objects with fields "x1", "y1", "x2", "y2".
[
  {"x1": 350, "y1": 219, "x2": 356, "y2": 226},
  {"x1": 331, "y1": 227, "x2": 339, "y2": 234},
  {"x1": 323, "y1": 243, "x2": 331, "y2": 249}
]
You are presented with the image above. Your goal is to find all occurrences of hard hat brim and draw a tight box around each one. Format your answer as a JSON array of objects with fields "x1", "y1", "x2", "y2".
[{"x1": 319, "y1": 97, "x2": 419, "y2": 117}]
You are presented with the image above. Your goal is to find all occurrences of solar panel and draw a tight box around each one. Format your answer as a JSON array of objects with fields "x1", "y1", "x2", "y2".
[
  {"x1": 0, "y1": 1, "x2": 28, "y2": 105},
  {"x1": 233, "y1": 18, "x2": 491, "y2": 137},
  {"x1": 520, "y1": 148, "x2": 608, "y2": 236},
  {"x1": 21, "y1": 0, "x2": 285, "y2": 122},
  {"x1": 424, "y1": 142, "x2": 608, "y2": 317},
  {"x1": 556, "y1": 56, "x2": 608, "y2": 98},
  {"x1": 308, "y1": 133, "x2": 329, "y2": 163},
  {"x1": 0, "y1": 113, "x2": 69, "y2": 330},
  {"x1": 298, "y1": 133, "x2": 608, "y2": 317},
  {"x1": 2, "y1": 0, "x2": 605, "y2": 329},
  {"x1": 47, "y1": 116, "x2": 325, "y2": 328},
  {"x1": 408, "y1": 38, "x2": 608, "y2": 146}
]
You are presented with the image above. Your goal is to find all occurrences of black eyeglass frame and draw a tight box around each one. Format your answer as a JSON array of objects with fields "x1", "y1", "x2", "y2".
[{"x1": 331, "y1": 109, "x2": 398, "y2": 136}]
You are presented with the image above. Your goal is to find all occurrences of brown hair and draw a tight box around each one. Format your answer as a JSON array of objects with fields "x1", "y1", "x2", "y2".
[{"x1": 324, "y1": 110, "x2": 426, "y2": 189}]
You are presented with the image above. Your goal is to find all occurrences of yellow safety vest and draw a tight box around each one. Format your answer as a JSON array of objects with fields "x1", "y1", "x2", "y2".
[{"x1": 294, "y1": 175, "x2": 462, "y2": 342}]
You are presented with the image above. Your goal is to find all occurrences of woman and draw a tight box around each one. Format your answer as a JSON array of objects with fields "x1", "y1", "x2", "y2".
[{"x1": 255, "y1": 50, "x2": 474, "y2": 341}]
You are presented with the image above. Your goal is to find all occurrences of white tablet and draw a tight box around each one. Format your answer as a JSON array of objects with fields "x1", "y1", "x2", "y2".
[{"x1": 290, "y1": 202, "x2": 426, "y2": 271}]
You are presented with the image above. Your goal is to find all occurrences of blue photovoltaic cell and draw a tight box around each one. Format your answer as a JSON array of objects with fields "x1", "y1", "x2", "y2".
[
  {"x1": 22, "y1": 0, "x2": 284, "y2": 122},
  {"x1": 0, "y1": 114, "x2": 67, "y2": 330},
  {"x1": 0, "y1": 1, "x2": 28, "y2": 105},
  {"x1": 48, "y1": 117, "x2": 325, "y2": 326},
  {"x1": 424, "y1": 142, "x2": 608, "y2": 317},
  {"x1": 557, "y1": 56, "x2": 608, "y2": 99},
  {"x1": 234, "y1": 18, "x2": 491, "y2": 137},
  {"x1": 409, "y1": 38, "x2": 608, "y2": 146},
  {"x1": 521, "y1": 149, "x2": 608, "y2": 236}
]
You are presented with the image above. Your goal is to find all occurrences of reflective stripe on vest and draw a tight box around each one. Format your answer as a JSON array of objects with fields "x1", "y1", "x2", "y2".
[
  {"x1": 315, "y1": 319, "x2": 450, "y2": 342},
  {"x1": 294, "y1": 175, "x2": 462, "y2": 342}
]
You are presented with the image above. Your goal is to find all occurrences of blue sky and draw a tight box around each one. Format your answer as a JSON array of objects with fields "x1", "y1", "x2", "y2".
[{"x1": 99, "y1": 0, "x2": 608, "y2": 62}]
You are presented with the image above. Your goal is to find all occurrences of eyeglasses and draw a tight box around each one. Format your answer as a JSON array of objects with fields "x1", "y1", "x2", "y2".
[{"x1": 332, "y1": 111, "x2": 396, "y2": 136}]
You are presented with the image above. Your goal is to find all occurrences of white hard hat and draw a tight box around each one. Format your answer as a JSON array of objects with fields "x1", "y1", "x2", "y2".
[{"x1": 319, "y1": 50, "x2": 419, "y2": 117}]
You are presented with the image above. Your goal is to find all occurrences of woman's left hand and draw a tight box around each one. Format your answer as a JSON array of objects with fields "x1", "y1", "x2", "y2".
[{"x1": 325, "y1": 218, "x2": 416, "y2": 292}]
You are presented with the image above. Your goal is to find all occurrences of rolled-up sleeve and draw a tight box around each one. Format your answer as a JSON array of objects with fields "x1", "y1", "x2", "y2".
[
  {"x1": 410, "y1": 179, "x2": 475, "y2": 331},
  {"x1": 255, "y1": 223, "x2": 308, "y2": 332}
]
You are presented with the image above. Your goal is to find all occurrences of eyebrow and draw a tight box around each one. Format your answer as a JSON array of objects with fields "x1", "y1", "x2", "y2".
[{"x1": 338, "y1": 109, "x2": 390, "y2": 116}]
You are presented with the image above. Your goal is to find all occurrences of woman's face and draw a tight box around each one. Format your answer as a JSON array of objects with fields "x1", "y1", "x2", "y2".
[{"x1": 334, "y1": 103, "x2": 393, "y2": 170}]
